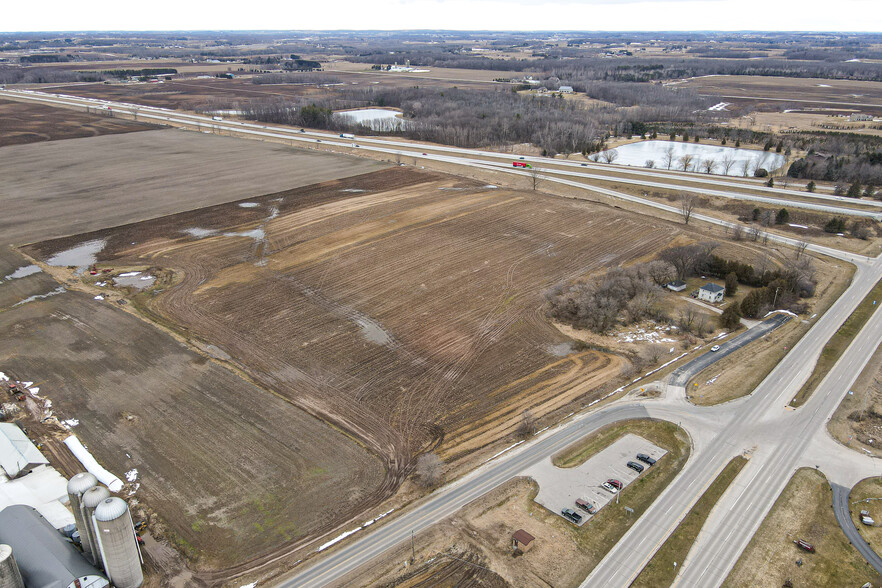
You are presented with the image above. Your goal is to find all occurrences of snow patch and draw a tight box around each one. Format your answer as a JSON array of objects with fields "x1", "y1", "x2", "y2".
[
  {"x1": 316, "y1": 508, "x2": 395, "y2": 552},
  {"x1": 117, "y1": 271, "x2": 141, "y2": 278},
  {"x1": 788, "y1": 223, "x2": 808, "y2": 229},
  {"x1": 644, "y1": 353, "x2": 689, "y2": 377},
  {"x1": 62, "y1": 419, "x2": 79, "y2": 428},
  {"x1": 4, "y1": 265, "x2": 41, "y2": 280},
  {"x1": 238, "y1": 202, "x2": 259, "y2": 208},
  {"x1": 94, "y1": 295, "x2": 104, "y2": 300},
  {"x1": 764, "y1": 309, "x2": 798, "y2": 318},
  {"x1": 485, "y1": 440, "x2": 525, "y2": 463},
  {"x1": 125, "y1": 469, "x2": 139, "y2": 482}
]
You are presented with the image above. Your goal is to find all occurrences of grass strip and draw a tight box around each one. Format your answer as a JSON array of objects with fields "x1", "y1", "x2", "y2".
[
  {"x1": 631, "y1": 455, "x2": 748, "y2": 588},
  {"x1": 792, "y1": 276, "x2": 882, "y2": 407}
]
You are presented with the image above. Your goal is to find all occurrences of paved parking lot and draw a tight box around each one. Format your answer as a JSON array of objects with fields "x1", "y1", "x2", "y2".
[{"x1": 524, "y1": 433, "x2": 667, "y2": 526}]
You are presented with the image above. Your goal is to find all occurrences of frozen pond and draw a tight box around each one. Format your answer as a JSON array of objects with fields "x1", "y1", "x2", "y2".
[
  {"x1": 599, "y1": 140, "x2": 785, "y2": 176},
  {"x1": 333, "y1": 108, "x2": 406, "y2": 130},
  {"x1": 4, "y1": 265, "x2": 41, "y2": 280}
]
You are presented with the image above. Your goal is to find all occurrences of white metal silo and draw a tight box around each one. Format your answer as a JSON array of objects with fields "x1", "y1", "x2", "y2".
[
  {"x1": 81, "y1": 485, "x2": 111, "y2": 567},
  {"x1": 67, "y1": 472, "x2": 99, "y2": 560},
  {"x1": 92, "y1": 497, "x2": 143, "y2": 588},
  {"x1": 0, "y1": 544, "x2": 24, "y2": 588}
]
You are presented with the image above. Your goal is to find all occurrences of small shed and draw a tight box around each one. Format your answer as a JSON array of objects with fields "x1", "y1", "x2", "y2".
[
  {"x1": 512, "y1": 529, "x2": 535, "y2": 552},
  {"x1": 0, "y1": 423, "x2": 48, "y2": 479},
  {"x1": 698, "y1": 283, "x2": 725, "y2": 303},
  {"x1": 667, "y1": 280, "x2": 687, "y2": 292},
  {"x1": 558, "y1": 85, "x2": 574, "y2": 93}
]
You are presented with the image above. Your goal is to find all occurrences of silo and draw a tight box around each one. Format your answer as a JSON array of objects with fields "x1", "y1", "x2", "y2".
[
  {"x1": 67, "y1": 472, "x2": 99, "y2": 559},
  {"x1": 0, "y1": 545, "x2": 24, "y2": 588},
  {"x1": 81, "y1": 485, "x2": 111, "y2": 567},
  {"x1": 92, "y1": 497, "x2": 142, "y2": 588}
]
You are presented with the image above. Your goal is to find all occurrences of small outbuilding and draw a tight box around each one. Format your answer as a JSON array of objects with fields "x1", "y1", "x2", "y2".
[
  {"x1": 698, "y1": 283, "x2": 725, "y2": 303},
  {"x1": 0, "y1": 423, "x2": 48, "y2": 479},
  {"x1": 558, "y1": 85, "x2": 574, "y2": 93},
  {"x1": 512, "y1": 529, "x2": 535, "y2": 553},
  {"x1": 667, "y1": 280, "x2": 687, "y2": 292}
]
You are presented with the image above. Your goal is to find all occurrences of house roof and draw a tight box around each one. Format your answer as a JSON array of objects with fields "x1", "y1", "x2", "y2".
[
  {"x1": 0, "y1": 423, "x2": 48, "y2": 478},
  {"x1": 700, "y1": 283, "x2": 725, "y2": 293},
  {"x1": 512, "y1": 529, "x2": 535, "y2": 544},
  {"x1": 669, "y1": 280, "x2": 687, "y2": 287}
]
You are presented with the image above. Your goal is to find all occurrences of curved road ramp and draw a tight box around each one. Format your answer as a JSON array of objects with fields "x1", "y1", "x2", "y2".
[{"x1": 669, "y1": 313, "x2": 793, "y2": 387}]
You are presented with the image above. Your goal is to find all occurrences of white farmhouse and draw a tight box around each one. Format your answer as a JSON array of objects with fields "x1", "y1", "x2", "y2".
[{"x1": 697, "y1": 283, "x2": 725, "y2": 303}]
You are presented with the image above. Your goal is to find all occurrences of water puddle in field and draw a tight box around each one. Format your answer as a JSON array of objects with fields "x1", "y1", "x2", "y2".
[
  {"x1": 13, "y1": 286, "x2": 66, "y2": 306},
  {"x1": 46, "y1": 239, "x2": 106, "y2": 268},
  {"x1": 238, "y1": 202, "x2": 259, "y2": 208},
  {"x1": 3, "y1": 265, "x2": 42, "y2": 280},
  {"x1": 113, "y1": 273, "x2": 155, "y2": 290},
  {"x1": 182, "y1": 227, "x2": 218, "y2": 239},
  {"x1": 546, "y1": 342, "x2": 574, "y2": 357},
  {"x1": 355, "y1": 317, "x2": 393, "y2": 346},
  {"x1": 224, "y1": 228, "x2": 266, "y2": 240}
]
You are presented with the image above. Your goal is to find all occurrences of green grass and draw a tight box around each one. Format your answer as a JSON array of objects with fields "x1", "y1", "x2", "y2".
[
  {"x1": 631, "y1": 456, "x2": 748, "y2": 588},
  {"x1": 792, "y1": 276, "x2": 882, "y2": 407},
  {"x1": 545, "y1": 419, "x2": 691, "y2": 581}
]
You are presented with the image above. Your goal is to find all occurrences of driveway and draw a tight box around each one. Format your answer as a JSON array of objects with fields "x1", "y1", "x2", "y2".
[{"x1": 669, "y1": 313, "x2": 792, "y2": 387}]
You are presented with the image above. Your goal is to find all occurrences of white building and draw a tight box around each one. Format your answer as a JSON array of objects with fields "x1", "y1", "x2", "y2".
[
  {"x1": 697, "y1": 283, "x2": 725, "y2": 303},
  {"x1": 558, "y1": 86, "x2": 574, "y2": 93},
  {"x1": 0, "y1": 423, "x2": 48, "y2": 479}
]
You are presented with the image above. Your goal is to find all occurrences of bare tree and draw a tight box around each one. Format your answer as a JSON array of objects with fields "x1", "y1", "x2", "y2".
[
  {"x1": 601, "y1": 148, "x2": 619, "y2": 164},
  {"x1": 795, "y1": 240, "x2": 809, "y2": 260},
  {"x1": 645, "y1": 260, "x2": 677, "y2": 286},
  {"x1": 701, "y1": 158, "x2": 717, "y2": 174},
  {"x1": 530, "y1": 166, "x2": 541, "y2": 191},
  {"x1": 679, "y1": 195, "x2": 698, "y2": 225},
  {"x1": 678, "y1": 154, "x2": 695, "y2": 172},
  {"x1": 516, "y1": 409, "x2": 537, "y2": 439},
  {"x1": 662, "y1": 145, "x2": 676, "y2": 170},
  {"x1": 645, "y1": 159, "x2": 655, "y2": 168},
  {"x1": 740, "y1": 158, "x2": 752, "y2": 177},
  {"x1": 720, "y1": 153, "x2": 736, "y2": 175},
  {"x1": 415, "y1": 453, "x2": 443, "y2": 488},
  {"x1": 732, "y1": 224, "x2": 745, "y2": 241},
  {"x1": 748, "y1": 225, "x2": 762, "y2": 242}
]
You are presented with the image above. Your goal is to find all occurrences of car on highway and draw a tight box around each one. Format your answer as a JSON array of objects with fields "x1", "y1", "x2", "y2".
[
  {"x1": 581, "y1": 163, "x2": 588, "y2": 166},
  {"x1": 636, "y1": 453, "x2": 656, "y2": 466},
  {"x1": 562, "y1": 508, "x2": 582, "y2": 523},
  {"x1": 575, "y1": 498, "x2": 597, "y2": 514},
  {"x1": 607, "y1": 479, "x2": 623, "y2": 490},
  {"x1": 601, "y1": 481, "x2": 618, "y2": 494},
  {"x1": 627, "y1": 461, "x2": 645, "y2": 473},
  {"x1": 711, "y1": 345, "x2": 721, "y2": 352},
  {"x1": 422, "y1": 152, "x2": 427, "y2": 155}
]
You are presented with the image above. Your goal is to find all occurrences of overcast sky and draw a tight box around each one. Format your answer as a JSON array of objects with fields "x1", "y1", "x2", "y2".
[{"x1": 4, "y1": 0, "x2": 881, "y2": 33}]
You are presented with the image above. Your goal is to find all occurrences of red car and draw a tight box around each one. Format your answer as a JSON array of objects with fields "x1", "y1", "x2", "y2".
[
  {"x1": 512, "y1": 161, "x2": 532, "y2": 169},
  {"x1": 607, "y1": 479, "x2": 623, "y2": 490}
]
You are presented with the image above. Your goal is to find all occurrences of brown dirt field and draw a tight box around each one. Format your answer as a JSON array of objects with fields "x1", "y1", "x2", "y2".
[
  {"x1": 0, "y1": 129, "x2": 385, "y2": 246},
  {"x1": 26, "y1": 167, "x2": 681, "y2": 486},
  {"x1": 0, "y1": 98, "x2": 158, "y2": 147},
  {"x1": 680, "y1": 75, "x2": 882, "y2": 114},
  {"x1": 0, "y1": 288, "x2": 384, "y2": 574},
  {"x1": 723, "y1": 468, "x2": 878, "y2": 588}
]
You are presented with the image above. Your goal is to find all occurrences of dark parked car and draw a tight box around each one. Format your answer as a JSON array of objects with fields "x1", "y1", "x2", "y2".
[
  {"x1": 575, "y1": 498, "x2": 597, "y2": 514},
  {"x1": 562, "y1": 508, "x2": 582, "y2": 523},
  {"x1": 636, "y1": 453, "x2": 656, "y2": 466},
  {"x1": 627, "y1": 461, "x2": 645, "y2": 473}
]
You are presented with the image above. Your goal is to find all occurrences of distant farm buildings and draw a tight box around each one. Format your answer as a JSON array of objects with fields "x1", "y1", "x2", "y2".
[{"x1": 558, "y1": 86, "x2": 574, "y2": 93}]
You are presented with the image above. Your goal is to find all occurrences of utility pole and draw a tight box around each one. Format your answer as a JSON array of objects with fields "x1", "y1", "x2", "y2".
[
  {"x1": 411, "y1": 530, "x2": 415, "y2": 563},
  {"x1": 773, "y1": 286, "x2": 781, "y2": 308}
]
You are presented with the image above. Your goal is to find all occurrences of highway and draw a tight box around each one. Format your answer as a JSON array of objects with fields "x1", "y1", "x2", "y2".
[{"x1": 5, "y1": 88, "x2": 882, "y2": 587}]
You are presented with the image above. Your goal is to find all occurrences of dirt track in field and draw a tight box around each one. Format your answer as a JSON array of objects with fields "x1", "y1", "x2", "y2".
[
  {"x1": 29, "y1": 167, "x2": 676, "y2": 490},
  {"x1": 0, "y1": 98, "x2": 158, "y2": 147}
]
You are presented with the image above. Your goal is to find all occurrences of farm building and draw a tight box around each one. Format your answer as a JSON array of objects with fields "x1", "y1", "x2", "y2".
[
  {"x1": 0, "y1": 505, "x2": 108, "y2": 588},
  {"x1": 698, "y1": 283, "x2": 725, "y2": 303},
  {"x1": 558, "y1": 86, "x2": 574, "y2": 93},
  {"x1": 667, "y1": 280, "x2": 687, "y2": 292},
  {"x1": 0, "y1": 423, "x2": 48, "y2": 479},
  {"x1": 512, "y1": 529, "x2": 535, "y2": 552}
]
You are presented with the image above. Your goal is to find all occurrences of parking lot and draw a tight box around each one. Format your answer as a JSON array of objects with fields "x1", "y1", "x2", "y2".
[{"x1": 524, "y1": 434, "x2": 667, "y2": 526}]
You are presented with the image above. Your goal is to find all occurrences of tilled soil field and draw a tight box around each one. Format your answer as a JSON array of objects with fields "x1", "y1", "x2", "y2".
[
  {"x1": 0, "y1": 287, "x2": 384, "y2": 572},
  {"x1": 28, "y1": 167, "x2": 678, "y2": 488},
  {"x1": 0, "y1": 98, "x2": 159, "y2": 147}
]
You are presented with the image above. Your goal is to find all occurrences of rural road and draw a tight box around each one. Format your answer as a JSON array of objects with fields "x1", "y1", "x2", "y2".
[
  {"x1": 5, "y1": 88, "x2": 882, "y2": 588},
  {"x1": 832, "y1": 483, "x2": 882, "y2": 574},
  {"x1": 669, "y1": 313, "x2": 792, "y2": 387}
]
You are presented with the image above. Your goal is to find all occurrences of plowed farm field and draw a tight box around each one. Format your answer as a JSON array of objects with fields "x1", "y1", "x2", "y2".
[{"x1": 27, "y1": 167, "x2": 678, "y2": 496}]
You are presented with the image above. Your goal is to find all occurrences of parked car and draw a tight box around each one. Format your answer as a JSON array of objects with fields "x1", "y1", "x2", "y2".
[
  {"x1": 794, "y1": 539, "x2": 815, "y2": 553},
  {"x1": 601, "y1": 482, "x2": 618, "y2": 494},
  {"x1": 575, "y1": 498, "x2": 597, "y2": 514},
  {"x1": 627, "y1": 461, "x2": 645, "y2": 473},
  {"x1": 562, "y1": 508, "x2": 582, "y2": 523},
  {"x1": 861, "y1": 510, "x2": 875, "y2": 525},
  {"x1": 711, "y1": 345, "x2": 721, "y2": 352},
  {"x1": 607, "y1": 479, "x2": 623, "y2": 490},
  {"x1": 636, "y1": 453, "x2": 656, "y2": 466}
]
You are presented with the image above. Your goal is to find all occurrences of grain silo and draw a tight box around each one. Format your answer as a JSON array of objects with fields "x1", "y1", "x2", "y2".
[
  {"x1": 67, "y1": 472, "x2": 99, "y2": 559},
  {"x1": 92, "y1": 497, "x2": 143, "y2": 588},
  {"x1": 0, "y1": 544, "x2": 24, "y2": 588},
  {"x1": 81, "y1": 485, "x2": 111, "y2": 566}
]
